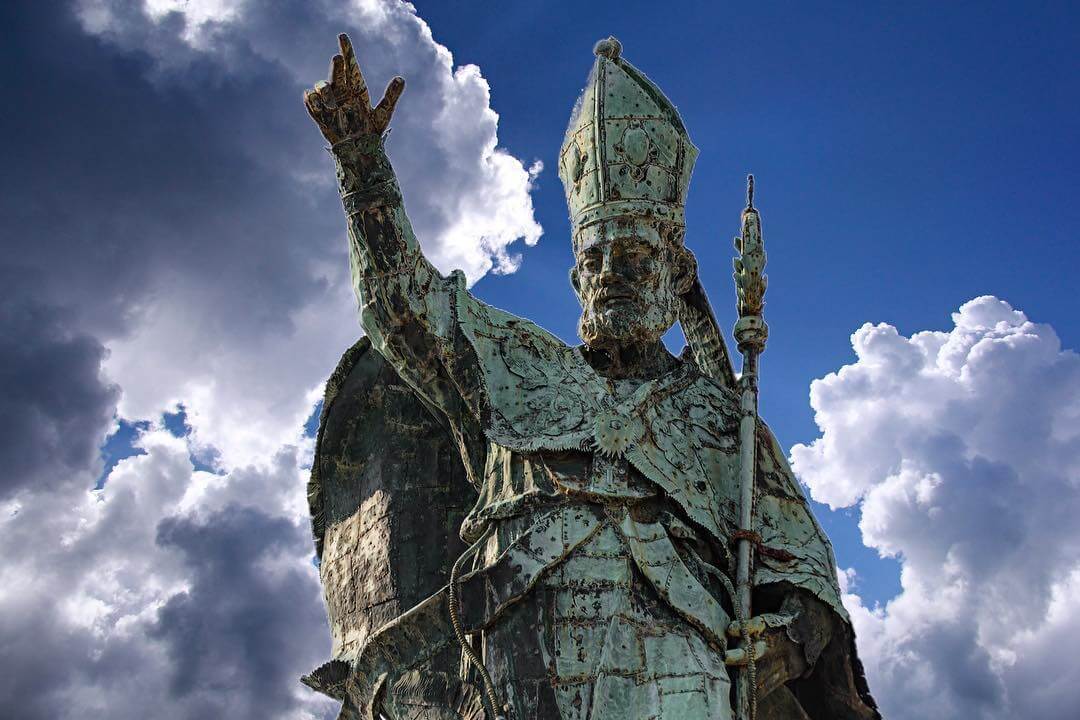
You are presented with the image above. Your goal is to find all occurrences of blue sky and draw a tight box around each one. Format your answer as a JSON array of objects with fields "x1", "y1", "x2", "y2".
[
  {"x1": 2, "y1": 2, "x2": 1078, "y2": 718},
  {"x1": 424, "y1": 0, "x2": 1079, "y2": 414},
  {"x1": 413, "y1": 0, "x2": 1079, "y2": 607}
]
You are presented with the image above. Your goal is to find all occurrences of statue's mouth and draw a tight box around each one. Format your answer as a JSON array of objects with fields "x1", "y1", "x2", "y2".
[{"x1": 595, "y1": 288, "x2": 636, "y2": 308}]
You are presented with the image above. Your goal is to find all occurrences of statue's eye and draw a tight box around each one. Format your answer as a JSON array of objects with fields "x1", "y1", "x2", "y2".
[{"x1": 624, "y1": 244, "x2": 651, "y2": 263}]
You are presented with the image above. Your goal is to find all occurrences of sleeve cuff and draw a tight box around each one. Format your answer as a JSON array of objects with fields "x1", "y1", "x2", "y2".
[{"x1": 331, "y1": 133, "x2": 400, "y2": 207}]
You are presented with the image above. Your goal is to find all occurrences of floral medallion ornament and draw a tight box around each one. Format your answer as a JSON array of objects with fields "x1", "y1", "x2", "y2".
[
  {"x1": 614, "y1": 121, "x2": 656, "y2": 183},
  {"x1": 593, "y1": 408, "x2": 645, "y2": 457}
]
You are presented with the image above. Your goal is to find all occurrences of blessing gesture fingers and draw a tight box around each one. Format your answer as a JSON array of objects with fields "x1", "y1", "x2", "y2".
[{"x1": 304, "y1": 33, "x2": 405, "y2": 144}]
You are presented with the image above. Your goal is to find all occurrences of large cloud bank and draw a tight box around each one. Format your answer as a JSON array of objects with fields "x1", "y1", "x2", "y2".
[
  {"x1": 0, "y1": 1, "x2": 541, "y2": 717},
  {"x1": 792, "y1": 296, "x2": 1080, "y2": 719}
]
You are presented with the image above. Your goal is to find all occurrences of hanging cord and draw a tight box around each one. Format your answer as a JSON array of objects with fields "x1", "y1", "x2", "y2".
[
  {"x1": 710, "y1": 559, "x2": 758, "y2": 720},
  {"x1": 448, "y1": 523, "x2": 505, "y2": 720}
]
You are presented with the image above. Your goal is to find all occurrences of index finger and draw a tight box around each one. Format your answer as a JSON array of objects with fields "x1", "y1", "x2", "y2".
[{"x1": 338, "y1": 33, "x2": 370, "y2": 109}]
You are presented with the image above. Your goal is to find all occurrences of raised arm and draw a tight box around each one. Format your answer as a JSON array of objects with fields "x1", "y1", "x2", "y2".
[{"x1": 305, "y1": 35, "x2": 460, "y2": 415}]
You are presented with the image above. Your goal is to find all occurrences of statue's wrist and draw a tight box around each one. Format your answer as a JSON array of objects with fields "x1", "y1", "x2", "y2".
[
  {"x1": 331, "y1": 133, "x2": 399, "y2": 203},
  {"x1": 330, "y1": 132, "x2": 385, "y2": 156}
]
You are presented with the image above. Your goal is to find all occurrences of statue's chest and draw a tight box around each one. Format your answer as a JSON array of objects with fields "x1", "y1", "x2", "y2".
[
  {"x1": 459, "y1": 299, "x2": 742, "y2": 530},
  {"x1": 545, "y1": 378, "x2": 658, "y2": 500}
]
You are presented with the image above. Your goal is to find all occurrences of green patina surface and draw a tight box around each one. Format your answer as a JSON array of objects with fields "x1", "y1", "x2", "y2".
[{"x1": 301, "y1": 33, "x2": 878, "y2": 720}]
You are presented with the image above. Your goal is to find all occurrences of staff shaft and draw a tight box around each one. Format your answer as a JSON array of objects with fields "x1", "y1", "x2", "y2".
[
  {"x1": 735, "y1": 350, "x2": 759, "y2": 620},
  {"x1": 731, "y1": 174, "x2": 767, "y2": 720},
  {"x1": 734, "y1": 348, "x2": 759, "y2": 720}
]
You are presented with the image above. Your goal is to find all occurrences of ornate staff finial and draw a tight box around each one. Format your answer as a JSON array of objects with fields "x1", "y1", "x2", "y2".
[{"x1": 733, "y1": 176, "x2": 768, "y2": 336}]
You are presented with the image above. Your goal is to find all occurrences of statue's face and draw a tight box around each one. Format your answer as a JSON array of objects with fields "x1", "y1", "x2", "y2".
[{"x1": 571, "y1": 216, "x2": 695, "y2": 347}]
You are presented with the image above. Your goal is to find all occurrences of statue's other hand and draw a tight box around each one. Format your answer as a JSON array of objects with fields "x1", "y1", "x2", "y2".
[
  {"x1": 304, "y1": 33, "x2": 405, "y2": 145},
  {"x1": 725, "y1": 613, "x2": 813, "y2": 695},
  {"x1": 726, "y1": 614, "x2": 786, "y2": 639},
  {"x1": 722, "y1": 613, "x2": 790, "y2": 666},
  {"x1": 724, "y1": 640, "x2": 768, "y2": 666}
]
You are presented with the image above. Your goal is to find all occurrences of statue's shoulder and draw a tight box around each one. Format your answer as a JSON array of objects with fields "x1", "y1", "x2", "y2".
[
  {"x1": 648, "y1": 361, "x2": 741, "y2": 432},
  {"x1": 450, "y1": 275, "x2": 601, "y2": 452},
  {"x1": 452, "y1": 271, "x2": 576, "y2": 362},
  {"x1": 686, "y1": 368, "x2": 741, "y2": 409}
]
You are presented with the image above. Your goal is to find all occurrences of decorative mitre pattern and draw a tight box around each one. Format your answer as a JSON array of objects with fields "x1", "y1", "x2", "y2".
[{"x1": 559, "y1": 37, "x2": 699, "y2": 232}]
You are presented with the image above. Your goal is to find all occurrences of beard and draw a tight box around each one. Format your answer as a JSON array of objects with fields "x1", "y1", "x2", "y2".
[{"x1": 578, "y1": 295, "x2": 679, "y2": 348}]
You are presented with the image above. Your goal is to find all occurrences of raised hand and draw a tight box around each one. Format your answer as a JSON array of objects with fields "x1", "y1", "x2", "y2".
[{"x1": 304, "y1": 33, "x2": 405, "y2": 145}]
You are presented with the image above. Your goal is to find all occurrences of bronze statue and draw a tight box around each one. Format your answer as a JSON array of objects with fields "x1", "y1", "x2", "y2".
[{"x1": 301, "y1": 33, "x2": 878, "y2": 720}]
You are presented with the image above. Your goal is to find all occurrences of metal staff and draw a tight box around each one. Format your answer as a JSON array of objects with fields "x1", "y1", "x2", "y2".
[{"x1": 732, "y1": 174, "x2": 768, "y2": 720}]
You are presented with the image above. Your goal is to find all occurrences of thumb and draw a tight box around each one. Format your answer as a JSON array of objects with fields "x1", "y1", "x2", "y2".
[{"x1": 373, "y1": 76, "x2": 405, "y2": 132}]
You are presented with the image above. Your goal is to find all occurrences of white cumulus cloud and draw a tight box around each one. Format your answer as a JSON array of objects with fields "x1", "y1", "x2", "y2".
[
  {"x1": 0, "y1": 1, "x2": 542, "y2": 717},
  {"x1": 0, "y1": 427, "x2": 336, "y2": 719},
  {"x1": 73, "y1": 0, "x2": 543, "y2": 469},
  {"x1": 792, "y1": 296, "x2": 1080, "y2": 719}
]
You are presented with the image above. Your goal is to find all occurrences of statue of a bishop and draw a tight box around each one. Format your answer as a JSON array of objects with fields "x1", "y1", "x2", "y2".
[{"x1": 301, "y1": 34, "x2": 878, "y2": 720}]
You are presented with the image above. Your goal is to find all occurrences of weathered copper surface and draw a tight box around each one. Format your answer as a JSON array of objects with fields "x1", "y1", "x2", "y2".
[
  {"x1": 307, "y1": 338, "x2": 473, "y2": 659},
  {"x1": 301, "y1": 33, "x2": 878, "y2": 720}
]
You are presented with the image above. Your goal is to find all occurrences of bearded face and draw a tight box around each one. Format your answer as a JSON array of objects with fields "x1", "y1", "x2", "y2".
[{"x1": 571, "y1": 217, "x2": 696, "y2": 348}]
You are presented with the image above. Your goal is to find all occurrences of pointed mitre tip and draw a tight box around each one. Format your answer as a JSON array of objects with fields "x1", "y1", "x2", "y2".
[{"x1": 593, "y1": 37, "x2": 622, "y2": 60}]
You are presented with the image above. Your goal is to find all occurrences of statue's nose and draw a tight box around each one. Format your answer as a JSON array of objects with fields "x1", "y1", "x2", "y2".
[
  {"x1": 599, "y1": 248, "x2": 620, "y2": 280},
  {"x1": 598, "y1": 263, "x2": 620, "y2": 285}
]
